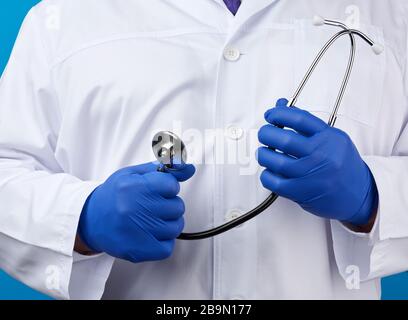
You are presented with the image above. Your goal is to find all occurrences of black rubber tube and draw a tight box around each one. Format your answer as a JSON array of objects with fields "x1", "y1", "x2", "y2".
[{"x1": 178, "y1": 193, "x2": 279, "y2": 240}]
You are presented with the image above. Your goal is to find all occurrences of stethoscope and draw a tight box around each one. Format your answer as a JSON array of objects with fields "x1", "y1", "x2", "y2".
[{"x1": 151, "y1": 16, "x2": 384, "y2": 240}]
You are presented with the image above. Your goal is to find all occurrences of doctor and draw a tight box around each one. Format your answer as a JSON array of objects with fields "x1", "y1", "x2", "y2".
[{"x1": 0, "y1": 0, "x2": 408, "y2": 300}]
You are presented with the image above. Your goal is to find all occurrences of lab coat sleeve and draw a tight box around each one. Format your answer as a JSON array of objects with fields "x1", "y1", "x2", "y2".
[
  {"x1": 331, "y1": 10, "x2": 408, "y2": 282},
  {"x1": 331, "y1": 118, "x2": 408, "y2": 279},
  {"x1": 0, "y1": 7, "x2": 114, "y2": 299}
]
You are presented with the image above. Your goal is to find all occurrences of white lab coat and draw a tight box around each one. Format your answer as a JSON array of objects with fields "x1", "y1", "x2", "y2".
[{"x1": 0, "y1": 0, "x2": 408, "y2": 300}]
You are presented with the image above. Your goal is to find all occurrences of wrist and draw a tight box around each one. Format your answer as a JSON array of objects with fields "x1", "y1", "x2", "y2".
[
  {"x1": 77, "y1": 191, "x2": 101, "y2": 254},
  {"x1": 74, "y1": 234, "x2": 98, "y2": 256}
]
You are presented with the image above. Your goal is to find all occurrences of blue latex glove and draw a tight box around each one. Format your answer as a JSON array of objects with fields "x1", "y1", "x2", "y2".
[
  {"x1": 258, "y1": 98, "x2": 378, "y2": 226},
  {"x1": 78, "y1": 162, "x2": 195, "y2": 262}
]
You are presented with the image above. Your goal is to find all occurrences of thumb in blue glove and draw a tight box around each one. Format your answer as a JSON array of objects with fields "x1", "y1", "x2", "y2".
[
  {"x1": 257, "y1": 98, "x2": 378, "y2": 226},
  {"x1": 78, "y1": 162, "x2": 195, "y2": 263}
]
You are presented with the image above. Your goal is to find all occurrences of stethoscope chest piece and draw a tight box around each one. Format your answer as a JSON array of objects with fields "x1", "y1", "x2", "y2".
[{"x1": 152, "y1": 131, "x2": 187, "y2": 171}]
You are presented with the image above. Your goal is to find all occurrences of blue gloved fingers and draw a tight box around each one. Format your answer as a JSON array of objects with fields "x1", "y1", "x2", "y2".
[
  {"x1": 129, "y1": 210, "x2": 183, "y2": 241},
  {"x1": 113, "y1": 163, "x2": 195, "y2": 182},
  {"x1": 168, "y1": 164, "x2": 196, "y2": 182},
  {"x1": 258, "y1": 147, "x2": 329, "y2": 179},
  {"x1": 156, "y1": 240, "x2": 176, "y2": 260},
  {"x1": 153, "y1": 197, "x2": 185, "y2": 221},
  {"x1": 142, "y1": 172, "x2": 180, "y2": 198},
  {"x1": 264, "y1": 98, "x2": 289, "y2": 116},
  {"x1": 79, "y1": 161, "x2": 190, "y2": 262},
  {"x1": 151, "y1": 217, "x2": 185, "y2": 241},
  {"x1": 116, "y1": 162, "x2": 158, "y2": 176},
  {"x1": 265, "y1": 101, "x2": 328, "y2": 137},
  {"x1": 127, "y1": 239, "x2": 176, "y2": 262},
  {"x1": 258, "y1": 147, "x2": 302, "y2": 178},
  {"x1": 276, "y1": 98, "x2": 289, "y2": 107},
  {"x1": 260, "y1": 169, "x2": 293, "y2": 198},
  {"x1": 258, "y1": 124, "x2": 313, "y2": 158}
]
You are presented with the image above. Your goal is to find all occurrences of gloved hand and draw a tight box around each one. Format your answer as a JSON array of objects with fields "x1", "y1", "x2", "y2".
[
  {"x1": 257, "y1": 98, "x2": 378, "y2": 226},
  {"x1": 78, "y1": 162, "x2": 195, "y2": 262}
]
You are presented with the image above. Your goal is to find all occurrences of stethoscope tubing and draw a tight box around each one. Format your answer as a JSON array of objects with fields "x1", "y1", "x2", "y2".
[{"x1": 178, "y1": 193, "x2": 279, "y2": 240}]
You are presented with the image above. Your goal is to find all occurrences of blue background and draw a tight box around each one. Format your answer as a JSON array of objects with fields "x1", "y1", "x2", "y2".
[{"x1": 0, "y1": 0, "x2": 407, "y2": 300}]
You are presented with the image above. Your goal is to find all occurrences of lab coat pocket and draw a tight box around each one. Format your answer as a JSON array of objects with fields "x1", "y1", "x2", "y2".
[{"x1": 293, "y1": 19, "x2": 386, "y2": 127}]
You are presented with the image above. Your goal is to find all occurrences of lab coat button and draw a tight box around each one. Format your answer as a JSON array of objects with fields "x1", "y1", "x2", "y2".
[
  {"x1": 223, "y1": 47, "x2": 241, "y2": 61},
  {"x1": 226, "y1": 125, "x2": 244, "y2": 140},
  {"x1": 225, "y1": 209, "x2": 244, "y2": 224}
]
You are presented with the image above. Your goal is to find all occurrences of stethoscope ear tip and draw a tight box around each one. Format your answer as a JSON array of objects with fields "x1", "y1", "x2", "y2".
[
  {"x1": 372, "y1": 43, "x2": 384, "y2": 55},
  {"x1": 313, "y1": 15, "x2": 325, "y2": 26}
]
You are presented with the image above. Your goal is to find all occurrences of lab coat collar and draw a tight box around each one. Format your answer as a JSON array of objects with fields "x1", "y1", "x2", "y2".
[
  {"x1": 234, "y1": 0, "x2": 279, "y2": 25},
  {"x1": 211, "y1": 0, "x2": 279, "y2": 41}
]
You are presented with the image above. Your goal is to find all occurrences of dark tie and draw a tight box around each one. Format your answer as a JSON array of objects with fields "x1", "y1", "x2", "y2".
[{"x1": 223, "y1": 0, "x2": 242, "y2": 15}]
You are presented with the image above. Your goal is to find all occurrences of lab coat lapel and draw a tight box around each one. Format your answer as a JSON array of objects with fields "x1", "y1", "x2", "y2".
[
  {"x1": 236, "y1": 0, "x2": 279, "y2": 20},
  {"x1": 225, "y1": 0, "x2": 279, "y2": 41},
  {"x1": 208, "y1": 0, "x2": 278, "y2": 22}
]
